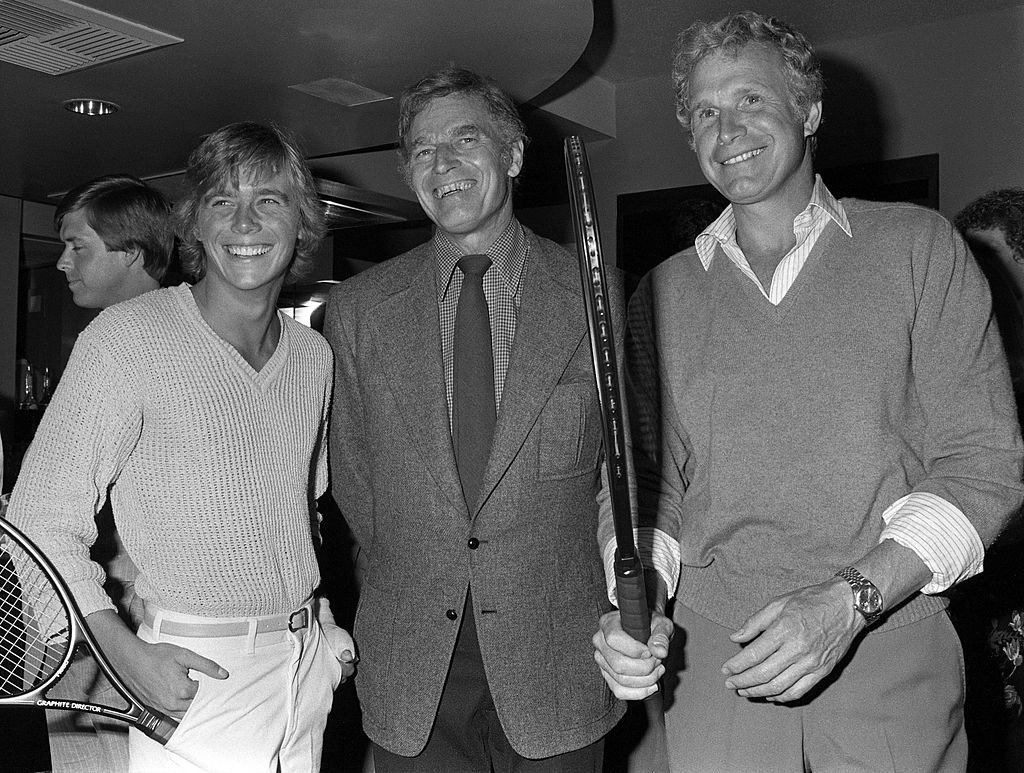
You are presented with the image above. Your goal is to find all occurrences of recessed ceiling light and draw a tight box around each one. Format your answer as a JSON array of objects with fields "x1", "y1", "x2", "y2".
[{"x1": 62, "y1": 98, "x2": 120, "y2": 116}]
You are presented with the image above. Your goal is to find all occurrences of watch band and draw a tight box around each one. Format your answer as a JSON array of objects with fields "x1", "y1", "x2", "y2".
[
  {"x1": 836, "y1": 565, "x2": 868, "y2": 587},
  {"x1": 835, "y1": 566, "x2": 883, "y2": 625}
]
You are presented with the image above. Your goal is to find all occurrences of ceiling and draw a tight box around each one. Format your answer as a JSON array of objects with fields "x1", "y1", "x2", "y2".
[{"x1": 2, "y1": 0, "x2": 1021, "y2": 214}]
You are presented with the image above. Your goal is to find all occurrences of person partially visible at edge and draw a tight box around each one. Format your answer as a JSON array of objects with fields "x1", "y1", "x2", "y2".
[
  {"x1": 951, "y1": 189, "x2": 1024, "y2": 769},
  {"x1": 7, "y1": 122, "x2": 355, "y2": 773},
  {"x1": 45, "y1": 173, "x2": 179, "y2": 773},
  {"x1": 592, "y1": 11, "x2": 1024, "y2": 772},
  {"x1": 323, "y1": 66, "x2": 624, "y2": 770},
  {"x1": 956, "y1": 188, "x2": 1024, "y2": 406}
]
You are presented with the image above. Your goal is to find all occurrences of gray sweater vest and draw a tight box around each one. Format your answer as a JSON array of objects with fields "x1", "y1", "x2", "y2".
[{"x1": 630, "y1": 199, "x2": 1024, "y2": 631}]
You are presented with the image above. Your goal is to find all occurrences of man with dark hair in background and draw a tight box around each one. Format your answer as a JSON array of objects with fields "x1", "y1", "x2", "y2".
[
  {"x1": 953, "y1": 189, "x2": 1024, "y2": 770},
  {"x1": 956, "y1": 189, "x2": 1024, "y2": 280},
  {"x1": 593, "y1": 11, "x2": 1024, "y2": 772},
  {"x1": 9, "y1": 123, "x2": 354, "y2": 772},
  {"x1": 46, "y1": 173, "x2": 179, "y2": 773},
  {"x1": 56, "y1": 173, "x2": 181, "y2": 309},
  {"x1": 325, "y1": 66, "x2": 623, "y2": 770},
  {"x1": 956, "y1": 188, "x2": 1024, "y2": 400}
]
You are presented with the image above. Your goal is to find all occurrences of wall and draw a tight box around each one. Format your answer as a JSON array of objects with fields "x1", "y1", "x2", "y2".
[
  {"x1": 588, "y1": 5, "x2": 1024, "y2": 264},
  {"x1": 819, "y1": 6, "x2": 1024, "y2": 219}
]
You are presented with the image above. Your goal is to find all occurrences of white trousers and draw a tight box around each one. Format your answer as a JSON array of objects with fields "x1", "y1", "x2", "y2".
[{"x1": 128, "y1": 603, "x2": 344, "y2": 773}]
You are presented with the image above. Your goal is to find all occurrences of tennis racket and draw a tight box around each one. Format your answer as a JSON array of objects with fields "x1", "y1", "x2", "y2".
[
  {"x1": 565, "y1": 135, "x2": 669, "y2": 772},
  {"x1": 0, "y1": 515, "x2": 178, "y2": 744}
]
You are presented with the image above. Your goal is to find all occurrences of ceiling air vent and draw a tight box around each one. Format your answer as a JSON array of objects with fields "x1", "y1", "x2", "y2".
[
  {"x1": 289, "y1": 77, "x2": 391, "y2": 108},
  {"x1": 0, "y1": 0, "x2": 181, "y2": 75}
]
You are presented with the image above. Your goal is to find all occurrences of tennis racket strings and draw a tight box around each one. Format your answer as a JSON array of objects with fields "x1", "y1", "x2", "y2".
[{"x1": 0, "y1": 534, "x2": 73, "y2": 698}]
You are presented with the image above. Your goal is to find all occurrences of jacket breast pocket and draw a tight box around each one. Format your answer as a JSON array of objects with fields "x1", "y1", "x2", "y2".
[{"x1": 537, "y1": 382, "x2": 602, "y2": 480}]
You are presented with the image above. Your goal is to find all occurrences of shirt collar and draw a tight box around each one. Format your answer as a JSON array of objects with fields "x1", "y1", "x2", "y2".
[
  {"x1": 694, "y1": 175, "x2": 852, "y2": 270},
  {"x1": 434, "y1": 218, "x2": 528, "y2": 303}
]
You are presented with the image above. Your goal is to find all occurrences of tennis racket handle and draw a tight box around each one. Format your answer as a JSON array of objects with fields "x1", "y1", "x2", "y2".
[
  {"x1": 614, "y1": 552, "x2": 651, "y2": 645},
  {"x1": 140, "y1": 709, "x2": 179, "y2": 745}
]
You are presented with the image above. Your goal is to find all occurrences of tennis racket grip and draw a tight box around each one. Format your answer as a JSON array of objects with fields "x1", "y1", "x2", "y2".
[
  {"x1": 615, "y1": 551, "x2": 669, "y2": 771},
  {"x1": 138, "y1": 708, "x2": 179, "y2": 744},
  {"x1": 614, "y1": 551, "x2": 651, "y2": 644}
]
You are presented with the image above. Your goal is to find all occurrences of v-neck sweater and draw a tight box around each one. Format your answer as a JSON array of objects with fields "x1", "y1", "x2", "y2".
[
  {"x1": 8, "y1": 284, "x2": 332, "y2": 617},
  {"x1": 629, "y1": 199, "x2": 1024, "y2": 631}
]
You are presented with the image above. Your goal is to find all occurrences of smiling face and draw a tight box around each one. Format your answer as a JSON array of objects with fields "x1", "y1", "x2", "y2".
[
  {"x1": 687, "y1": 42, "x2": 820, "y2": 216},
  {"x1": 406, "y1": 93, "x2": 523, "y2": 253},
  {"x1": 195, "y1": 169, "x2": 300, "y2": 295},
  {"x1": 56, "y1": 208, "x2": 135, "y2": 308}
]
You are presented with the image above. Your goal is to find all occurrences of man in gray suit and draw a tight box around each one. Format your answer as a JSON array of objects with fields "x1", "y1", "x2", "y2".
[{"x1": 324, "y1": 65, "x2": 623, "y2": 770}]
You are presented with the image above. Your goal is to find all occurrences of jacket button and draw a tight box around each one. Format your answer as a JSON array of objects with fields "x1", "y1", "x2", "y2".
[
  {"x1": 467, "y1": 538, "x2": 479, "y2": 549},
  {"x1": 445, "y1": 609, "x2": 458, "y2": 620}
]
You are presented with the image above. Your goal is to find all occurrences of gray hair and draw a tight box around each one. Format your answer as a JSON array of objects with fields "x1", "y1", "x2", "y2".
[
  {"x1": 396, "y1": 65, "x2": 528, "y2": 185},
  {"x1": 672, "y1": 10, "x2": 823, "y2": 137}
]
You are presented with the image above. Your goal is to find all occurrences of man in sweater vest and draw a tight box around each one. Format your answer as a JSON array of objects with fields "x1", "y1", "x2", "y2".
[
  {"x1": 593, "y1": 11, "x2": 1024, "y2": 771},
  {"x1": 324, "y1": 66, "x2": 623, "y2": 770},
  {"x1": 7, "y1": 123, "x2": 355, "y2": 772}
]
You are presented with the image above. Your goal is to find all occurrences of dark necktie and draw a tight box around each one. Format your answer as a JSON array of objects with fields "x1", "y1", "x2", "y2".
[{"x1": 453, "y1": 254, "x2": 496, "y2": 510}]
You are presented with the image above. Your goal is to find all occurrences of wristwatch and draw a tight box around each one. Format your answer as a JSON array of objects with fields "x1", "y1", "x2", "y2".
[{"x1": 835, "y1": 566, "x2": 884, "y2": 625}]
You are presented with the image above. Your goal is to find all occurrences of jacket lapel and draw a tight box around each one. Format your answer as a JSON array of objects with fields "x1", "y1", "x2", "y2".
[
  {"x1": 474, "y1": 236, "x2": 586, "y2": 517},
  {"x1": 369, "y1": 251, "x2": 468, "y2": 518}
]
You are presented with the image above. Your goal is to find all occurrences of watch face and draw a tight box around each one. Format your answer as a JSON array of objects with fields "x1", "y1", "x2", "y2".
[{"x1": 854, "y1": 586, "x2": 883, "y2": 615}]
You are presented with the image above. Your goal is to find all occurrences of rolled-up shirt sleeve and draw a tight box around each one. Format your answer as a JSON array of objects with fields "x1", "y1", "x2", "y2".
[
  {"x1": 880, "y1": 492, "x2": 984, "y2": 594},
  {"x1": 602, "y1": 526, "x2": 681, "y2": 606}
]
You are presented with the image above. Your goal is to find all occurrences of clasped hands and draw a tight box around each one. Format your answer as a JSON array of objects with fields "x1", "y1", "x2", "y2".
[{"x1": 593, "y1": 577, "x2": 865, "y2": 703}]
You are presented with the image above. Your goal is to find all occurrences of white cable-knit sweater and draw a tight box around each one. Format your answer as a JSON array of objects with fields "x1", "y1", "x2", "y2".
[{"x1": 8, "y1": 284, "x2": 332, "y2": 617}]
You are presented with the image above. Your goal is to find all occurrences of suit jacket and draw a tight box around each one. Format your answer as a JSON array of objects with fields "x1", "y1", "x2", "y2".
[{"x1": 324, "y1": 228, "x2": 624, "y2": 758}]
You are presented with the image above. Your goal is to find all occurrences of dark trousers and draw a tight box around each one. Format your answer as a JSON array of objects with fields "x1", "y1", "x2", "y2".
[{"x1": 373, "y1": 597, "x2": 603, "y2": 773}]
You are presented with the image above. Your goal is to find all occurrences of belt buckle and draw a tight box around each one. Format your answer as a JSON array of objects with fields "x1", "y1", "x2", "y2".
[{"x1": 288, "y1": 608, "x2": 309, "y2": 632}]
